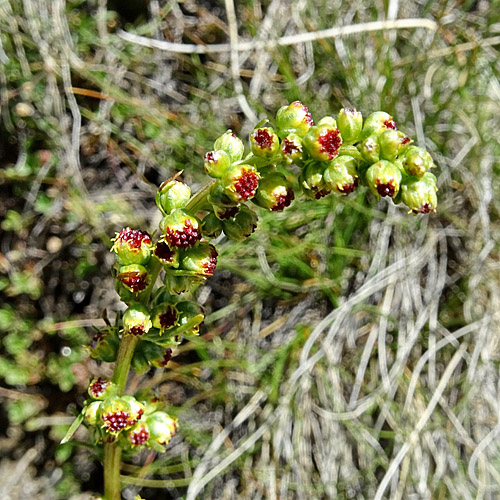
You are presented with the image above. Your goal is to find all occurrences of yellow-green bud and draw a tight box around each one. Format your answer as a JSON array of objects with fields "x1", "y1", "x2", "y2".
[
  {"x1": 401, "y1": 172, "x2": 438, "y2": 214},
  {"x1": 204, "y1": 150, "x2": 232, "y2": 178},
  {"x1": 337, "y1": 108, "x2": 363, "y2": 144},
  {"x1": 323, "y1": 156, "x2": 359, "y2": 195},
  {"x1": 220, "y1": 164, "x2": 260, "y2": 203},
  {"x1": 88, "y1": 377, "x2": 115, "y2": 400},
  {"x1": 152, "y1": 304, "x2": 179, "y2": 333},
  {"x1": 275, "y1": 101, "x2": 314, "y2": 138},
  {"x1": 213, "y1": 130, "x2": 245, "y2": 162},
  {"x1": 361, "y1": 111, "x2": 397, "y2": 139},
  {"x1": 303, "y1": 122, "x2": 342, "y2": 162},
  {"x1": 253, "y1": 172, "x2": 294, "y2": 211},
  {"x1": 280, "y1": 133, "x2": 304, "y2": 164},
  {"x1": 378, "y1": 129, "x2": 412, "y2": 161},
  {"x1": 117, "y1": 264, "x2": 150, "y2": 294},
  {"x1": 181, "y1": 242, "x2": 218, "y2": 276},
  {"x1": 156, "y1": 180, "x2": 191, "y2": 215},
  {"x1": 111, "y1": 228, "x2": 152, "y2": 266},
  {"x1": 301, "y1": 161, "x2": 328, "y2": 198},
  {"x1": 359, "y1": 135, "x2": 380, "y2": 163},
  {"x1": 123, "y1": 304, "x2": 152, "y2": 336},
  {"x1": 153, "y1": 241, "x2": 180, "y2": 269},
  {"x1": 365, "y1": 160, "x2": 402, "y2": 199},
  {"x1": 85, "y1": 401, "x2": 101, "y2": 426},
  {"x1": 159, "y1": 209, "x2": 201, "y2": 249},
  {"x1": 147, "y1": 411, "x2": 178, "y2": 447},
  {"x1": 250, "y1": 126, "x2": 280, "y2": 158},
  {"x1": 401, "y1": 146, "x2": 434, "y2": 177}
]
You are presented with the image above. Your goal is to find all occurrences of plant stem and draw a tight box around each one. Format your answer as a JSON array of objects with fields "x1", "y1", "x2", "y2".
[
  {"x1": 103, "y1": 259, "x2": 162, "y2": 499},
  {"x1": 185, "y1": 179, "x2": 215, "y2": 214}
]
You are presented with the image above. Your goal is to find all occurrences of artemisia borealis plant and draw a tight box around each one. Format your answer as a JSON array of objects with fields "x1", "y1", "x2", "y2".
[{"x1": 63, "y1": 102, "x2": 438, "y2": 500}]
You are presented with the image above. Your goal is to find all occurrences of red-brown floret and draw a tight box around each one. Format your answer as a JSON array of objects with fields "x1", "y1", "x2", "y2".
[
  {"x1": 202, "y1": 246, "x2": 218, "y2": 275},
  {"x1": 271, "y1": 188, "x2": 295, "y2": 211},
  {"x1": 89, "y1": 377, "x2": 110, "y2": 398},
  {"x1": 282, "y1": 138, "x2": 301, "y2": 156},
  {"x1": 218, "y1": 206, "x2": 240, "y2": 219},
  {"x1": 120, "y1": 272, "x2": 148, "y2": 293},
  {"x1": 314, "y1": 189, "x2": 331, "y2": 200},
  {"x1": 102, "y1": 411, "x2": 135, "y2": 433},
  {"x1": 253, "y1": 129, "x2": 273, "y2": 150},
  {"x1": 154, "y1": 241, "x2": 176, "y2": 262},
  {"x1": 233, "y1": 169, "x2": 260, "y2": 201},
  {"x1": 413, "y1": 203, "x2": 433, "y2": 215},
  {"x1": 116, "y1": 228, "x2": 151, "y2": 249},
  {"x1": 129, "y1": 425, "x2": 150, "y2": 446},
  {"x1": 164, "y1": 219, "x2": 201, "y2": 248},
  {"x1": 384, "y1": 119, "x2": 397, "y2": 130},
  {"x1": 318, "y1": 129, "x2": 342, "y2": 160},
  {"x1": 158, "y1": 348, "x2": 173, "y2": 367},
  {"x1": 337, "y1": 178, "x2": 359, "y2": 194},
  {"x1": 159, "y1": 306, "x2": 178, "y2": 329},
  {"x1": 376, "y1": 179, "x2": 396, "y2": 198}
]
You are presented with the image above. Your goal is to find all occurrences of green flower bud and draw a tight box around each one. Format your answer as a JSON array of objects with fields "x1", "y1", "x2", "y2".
[
  {"x1": 301, "y1": 161, "x2": 330, "y2": 199},
  {"x1": 156, "y1": 180, "x2": 191, "y2": 215},
  {"x1": 323, "y1": 156, "x2": 359, "y2": 195},
  {"x1": 401, "y1": 172, "x2": 438, "y2": 214},
  {"x1": 220, "y1": 164, "x2": 260, "y2": 203},
  {"x1": 250, "y1": 126, "x2": 280, "y2": 158},
  {"x1": 223, "y1": 205, "x2": 258, "y2": 241},
  {"x1": 152, "y1": 304, "x2": 179, "y2": 332},
  {"x1": 88, "y1": 377, "x2": 115, "y2": 400},
  {"x1": 123, "y1": 304, "x2": 152, "y2": 336},
  {"x1": 365, "y1": 160, "x2": 403, "y2": 198},
  {"x1": 337, "y1": 108, "x2": 363, "y2": 144},
  {"x1": 253, "y1": 172, "x2": 294, "y2": 211},
  {"x1": 213, "y1": 130, "x2": 245, "y2": 162},
  {"x1": 275, "y1": 101, "x2": 314, "y2": 138},
  {"x1": 126, "y1": 422, "x2": 150, "y2": 448},
  {"x1": 361, "y1": 111, "x2": 397, "y2": 138},
  {"x1": 359, "y1": 135, "x2": 380, "y2": 163},
  {"x1": 164, "y1": 274, "x2": 203, "y2": 295},
  {"x1": 303, "y1": 122, "x2": 342, "y2": 162},
  {"x1": 89, "y1": 328, "x2": 120, "y2": 363},
  {"x1": 85, "y1": 401, "x2": 101, "y2": 426},
  {"x1": 111, "y1": 228, "x2": 152, "y2": 266},
  {"x1": 100, "y1": 396, "x2": 138, "y2": 434},
  {"x1": 117, "y1": 264, "x2": 150, "y2": 294},
  {"x1": 401, "y1": 146, "x2": 434, "y2": 177},
  {"x1": 147, "y1": 411, "x2": 178, "y2": 447},
  {"x1": 160, "y1": 209, "x2": 201, "y2": 249},
  {"x1": 121, "y1": 395, "x2": 145, "y2": 422},
  {"x1": 204, "y1": 150, "x2": 232, "y2": 178},
  {"x1": 280, "y1": 133, "x2": 304, "y2": 164},
  {"x1": 153, "y1": 241, "x2": 180, "y2": 269},
  {"x1": 181, "y1": 241, "x2": 218, "y2": 276},
  {"x1": 317, "y1": 116, "x2": 337, "y2": 127},
  {"x1": 378, "y1": 129, "x2": 412, "y2": 161},
  {"x1": 202, "y1": 212, "x2": 223, "y2": 238}
]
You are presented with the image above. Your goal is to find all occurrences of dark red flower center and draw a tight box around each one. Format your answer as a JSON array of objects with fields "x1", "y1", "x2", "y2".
[
  {"x1": 117, "y1": 228, "x2": 151, "y2": 249},
  {"x1": 234, "y1": 170, "x2": 259, "y2": 201},
  {"x1": 376, "y1": 179, "x2": 396, "y2": 197},
  {"x1": 384, "y1": 119, "x2": 397, "y2": 130},
  {"x1": 282, "y1": 138, "x2": 301, "y2": 156},
  {"x1": 413, "y1": 202, "x2": 433, "y2": 214},
  {"x1": 314, "y1": 189, "x2": 330, "y2": 199},
  {"x1": 129, "y1": 425, "x2": 150, "y2": 446},
  {"x1": 292, "y1": 101, "x2": 314, "y2": 125},
  {"x1": 159, "y1": 348, "x2": 173, "y2": 367},
  {"x1": 164, "y1": 219, "x2": 201, "y2": 248},
  {"x1": 272, "y1": 188, "x2": 295, "y2": 211},
  {"x1": 205, "y1": 151, "x2": 215, "y2": 162},
  {"x1": 120, "y1": 272, "x2": 148, "y2": 293},
  {"x1": 401, "y1": 137, "x2": 411, "y2": 145},
  {"x1": 128, "y1": 325, "x2": 146, "y2": 336},
  {"x1": 253, "y1": 129, "x2": 274, "y2": 150},
  {"x1": 155, "y1": 241, "x2": 176, "y2": 262},
  {"x1": 337, "y1": 177, "x2": 359, "y2": 194},
  {"x1": 159, "y1": 306, "x2": 178, "y2": 329},
  {"x1": 318, "y1": 129, "x2": 342, "y2": 159},
  {"x1": 201, "y1": 246, "x2": 218, "y2": 275},
  {"x1": 102, "y1": 410, "x2": 135, "y2": 432},
  {"x1": 90, "y1": 377, "x2": 110, "y2": 398}
]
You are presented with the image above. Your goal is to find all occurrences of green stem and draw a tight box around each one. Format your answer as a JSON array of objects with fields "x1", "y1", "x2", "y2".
[
  {"x1": 185, "y1": 179, "x2": 215, "y2": 213},
  {"x1": 104, "y1": 443, "x2": 122, "y2": 500},
  {"x1": 103, "y1": 259, "x2": 162, "y2": 499}
]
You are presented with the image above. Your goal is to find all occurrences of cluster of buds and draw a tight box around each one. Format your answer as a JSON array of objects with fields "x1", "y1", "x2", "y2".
[{"x1": 84, "y1": 379, "x2": 177, "y2": 452}]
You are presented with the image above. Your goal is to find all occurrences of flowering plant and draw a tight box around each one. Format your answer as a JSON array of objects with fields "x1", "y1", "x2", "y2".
[{"x1": 63, "y1": 102, "x2": 437, "y2": 499}]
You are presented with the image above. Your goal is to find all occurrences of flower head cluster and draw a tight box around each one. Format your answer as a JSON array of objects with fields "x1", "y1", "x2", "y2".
[{"x1": 84, "y1": 380, "x2": 177, "y2": 452}]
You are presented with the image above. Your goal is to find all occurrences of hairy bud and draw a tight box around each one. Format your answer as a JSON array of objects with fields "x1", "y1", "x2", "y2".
[
  {"x1": 88, "y1": 377, "x2": 115, "y2": 400},
  {"x1": 181, "y1": 242, "x2": 218, "y2": 276},
  {"x1": 401, "y1": 172, "x2": 438, "y2": 214},
  {"x1": 323, "y1": 156, "x2": 359, "y2": 195},
  {"x1": 156, "y1": 180, "x2": 191, "y2": 215},
  {"x1": 160, "y1": 210, "x2": 201, "y2": 249},
  {"x1": 123, "y1": 304, "x2": 152, "y2": 336},
  {"x1": 253, "y1": 172, "x2": 294, "y2": 211},
  {"x1": 204, "y1": 150, "x2": 232, "y2": 178},
  {"x1": 365, "y1": 160, "x2": 403, "y2": 199},
  {"x1": 214, "y1": 130, "x2": 245, "y2": 163},
  {"x1": 111, "y1": 228, "x2": 152, "y2": 266},
  {"x1": 275, "y1": 101, "x2": 314, "y2": 138},
  {"x1": 378, "y1": 129, "x2": 412, "y2": 161},
  {"x1": 117, "y1": 264, "x2": 150, "y2": 293},
  {"x1": 250, "y1": 126, "x2": 280, "y2": 158},
  {"x1": 303, "y1": 122, "x2": 342, "y2": 162},
  {"x1": 280, "y1": 133, "x2": 304, "y2": 164},
  {"x1": 359, "y1": 135, "x2": 381, "y2": 164},
  {"x1": 401, "y1": 146, "x2": 434, "y2": 177},
  {"x1": 220, "y1": 165, "x2": 260, "y2": 203},
  {"x1": 223, "y1": 205, "x2": 258, "y2": 241},
  {"x1": 337, "y1": 108, "x2": 363, "y2": 145},
  {"x1": 362, "y1": 111, "x2": 397, "y2": 138}
]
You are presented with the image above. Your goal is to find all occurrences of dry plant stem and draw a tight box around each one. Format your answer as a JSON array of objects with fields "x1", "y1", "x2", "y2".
[{"x1": 103, "y1": 260, "x2": 162, "y2": 500}]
